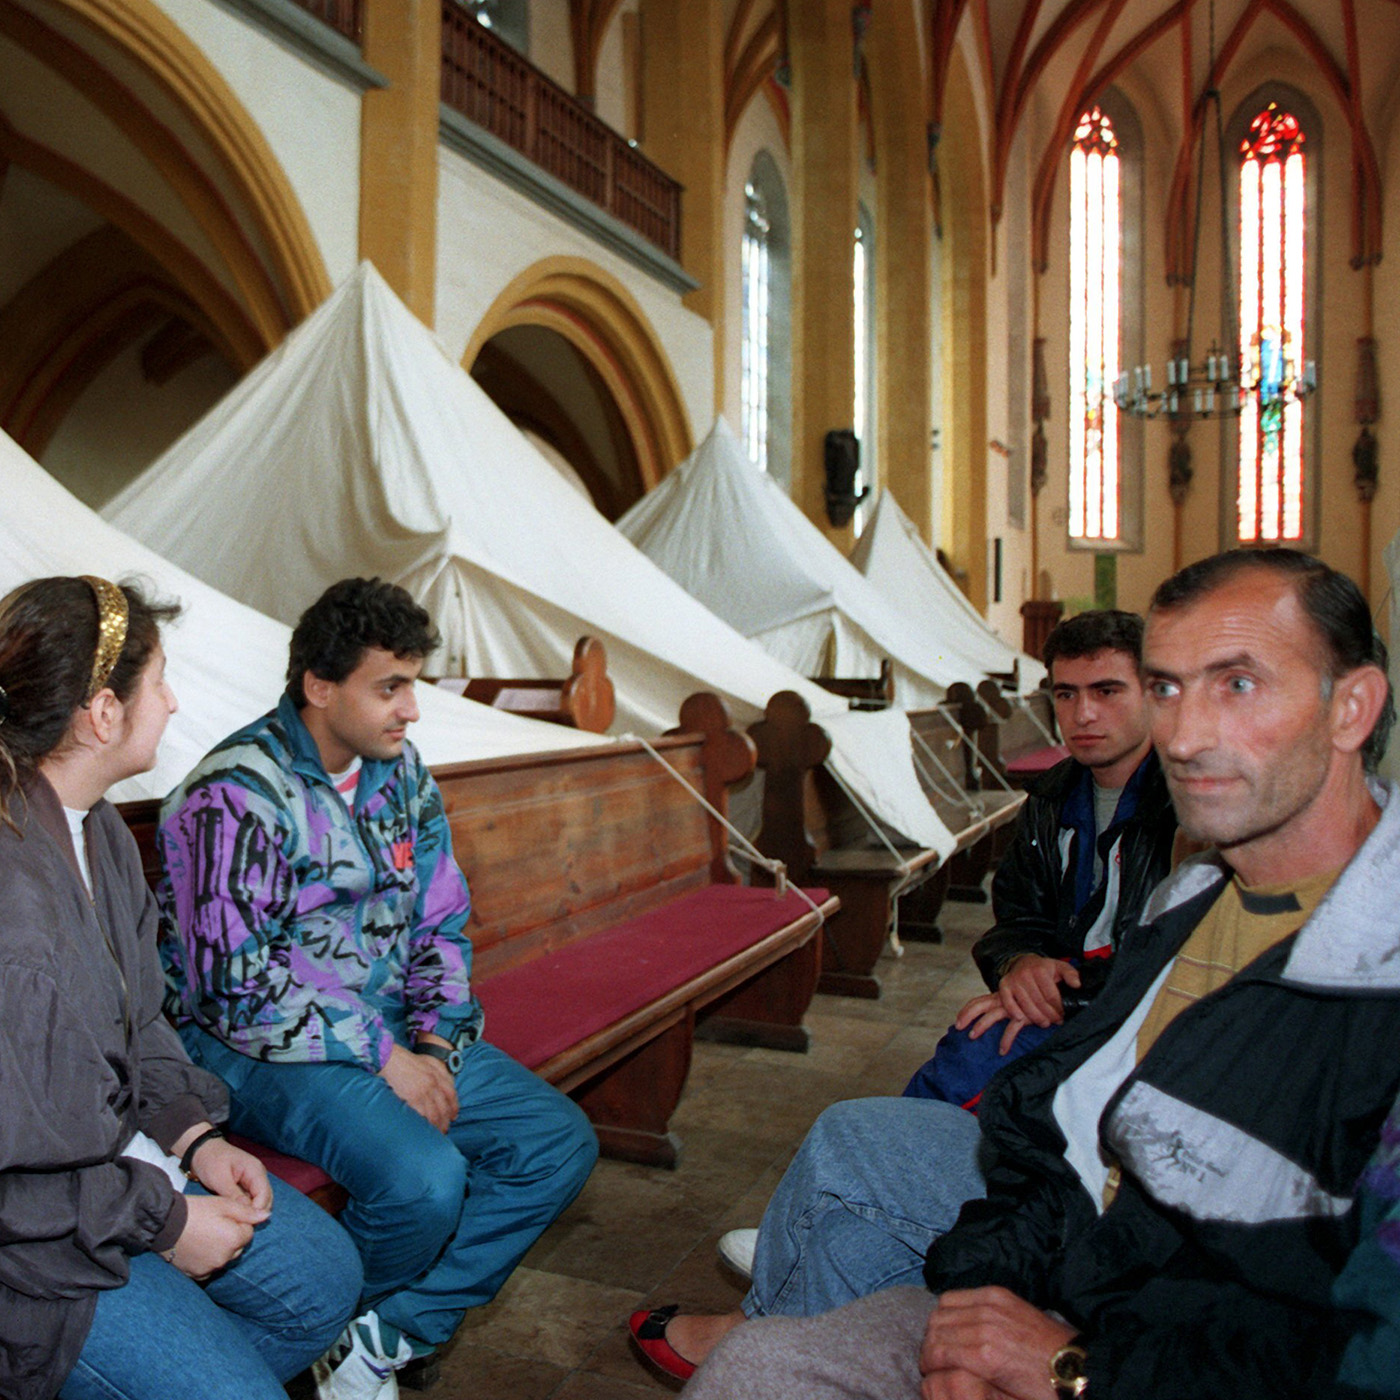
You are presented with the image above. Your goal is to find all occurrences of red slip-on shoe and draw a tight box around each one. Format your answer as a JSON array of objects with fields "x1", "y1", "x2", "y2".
[{"x1": 628, "y1": 1305, "x2": 698, "y2": 1381}]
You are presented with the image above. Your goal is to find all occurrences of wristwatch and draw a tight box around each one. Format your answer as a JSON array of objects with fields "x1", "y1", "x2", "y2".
[
  {"x1": 1049, "y1": 1338, "x2": 1089, "y2": 1398},
  {"x1": 413, "y1": 1040, "x2": 463, "y2": 1074}
]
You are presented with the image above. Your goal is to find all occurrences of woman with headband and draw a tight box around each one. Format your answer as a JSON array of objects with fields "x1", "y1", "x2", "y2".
[{"x1": 0, "y1": 576, "x2": 362, "y2": 1400}]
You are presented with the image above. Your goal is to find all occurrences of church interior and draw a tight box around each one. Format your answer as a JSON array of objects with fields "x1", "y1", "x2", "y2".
[{"x1": 4, "y1": 0, "x2": 1400, "y2": 1396}]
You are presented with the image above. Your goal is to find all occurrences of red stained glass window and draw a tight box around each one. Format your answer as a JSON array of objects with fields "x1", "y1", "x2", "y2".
[
  {"x1": 1069, "y1": 106, "x2": 1120, "y2": 540},
  {"x1": 1237, "y1": 103, "x2": 1307, "y2": 542}
]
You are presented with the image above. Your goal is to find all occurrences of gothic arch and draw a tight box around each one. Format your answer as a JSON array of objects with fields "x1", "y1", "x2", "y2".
[
  {"x1": 463, "y1": 258, "x2": 693, "y2": 489},
  {"x1": 5, "y1": 0, "x2": 331, "y2": 345}
]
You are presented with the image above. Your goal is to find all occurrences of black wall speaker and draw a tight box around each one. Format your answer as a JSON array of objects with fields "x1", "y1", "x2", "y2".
[{"x1": 823, "y1": 429, "x2": 868, "y2": 528}]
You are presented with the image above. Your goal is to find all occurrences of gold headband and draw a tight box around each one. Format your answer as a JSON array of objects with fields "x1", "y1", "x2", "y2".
[{"x1": 80, "y1": 576, "x2": 129, "y2": 704}]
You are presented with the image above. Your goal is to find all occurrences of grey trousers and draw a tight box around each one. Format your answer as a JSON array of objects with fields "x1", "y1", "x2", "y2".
[{"x1": 681, "y1": 1287, "x2": 938, "y2": 1400}]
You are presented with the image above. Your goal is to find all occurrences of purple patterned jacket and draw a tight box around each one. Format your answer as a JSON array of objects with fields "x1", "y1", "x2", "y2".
[{"x1": 157, "y1": 694, "x2": 480, "y2": 1071}]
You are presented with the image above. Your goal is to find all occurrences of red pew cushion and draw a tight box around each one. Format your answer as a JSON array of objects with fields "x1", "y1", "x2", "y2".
[
  {"x1": 478, "y1": 883, "x2": 829, "y2": 1069},
  {"x1": 1004, "y1": 743, "x2": 1069, "y2": 776}
]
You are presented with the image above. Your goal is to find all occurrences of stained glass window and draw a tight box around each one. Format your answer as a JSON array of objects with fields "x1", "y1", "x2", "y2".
[
  {"x1": 852, "y1": 208, "x2": 876, "y2": 532},
  {"x1": 1069, "y1": 106, "x2": 1121, "y2": 540},
  {"x1": 1237, "y1": 103, "x2": 1306, "y2": 542},
  {"x1": 741, "y1": 180, "x2": 771, "y2": 472}
]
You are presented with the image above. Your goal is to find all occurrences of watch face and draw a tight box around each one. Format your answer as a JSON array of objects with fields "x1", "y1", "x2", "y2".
[
  {"x1": 1050, "y1": 1345, "x2": 1088, "y2": 1385},
  {"x1": 446, "y1": 1048, "x2": 464, "y2": 1074}
]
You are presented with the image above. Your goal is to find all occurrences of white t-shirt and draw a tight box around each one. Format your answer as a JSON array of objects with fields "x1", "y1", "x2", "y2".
[{"x1": 329, "y1": 757, "x2": 364, "y2": 811}]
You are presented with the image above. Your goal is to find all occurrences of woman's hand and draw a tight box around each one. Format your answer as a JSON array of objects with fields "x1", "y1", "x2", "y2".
[
  {"x1": 168, "y1": 1194, "x2": 269, "y2": 1281},
  {"x1": 190, "y1": 1137, "x2": 274, "y2": 1211},
  {"x1": 170, "y1": 1122, "x2": 273, "y2": 1210}
]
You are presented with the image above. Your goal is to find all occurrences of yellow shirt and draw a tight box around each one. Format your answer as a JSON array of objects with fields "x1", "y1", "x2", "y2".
[
  {"x1": 1134, "y1": 865, "x2": 1341, "y2": 1060},
  {"x1": 1101, "y1": 864, "x2": 1340, "y2": 1207}
]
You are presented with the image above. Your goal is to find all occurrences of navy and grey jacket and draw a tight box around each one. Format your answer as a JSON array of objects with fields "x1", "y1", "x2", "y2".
[
  {"x1": 927, "y1": 779, "x2": 1400, "y2": 1399},
  {"x1": 971, "y1": 751, "x2": 1176, "y2": 990}
]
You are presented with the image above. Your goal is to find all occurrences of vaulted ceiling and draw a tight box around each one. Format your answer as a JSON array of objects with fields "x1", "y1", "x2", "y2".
[{"x1": 934, "y1": 1, "x2": 1400, "y2": 270}]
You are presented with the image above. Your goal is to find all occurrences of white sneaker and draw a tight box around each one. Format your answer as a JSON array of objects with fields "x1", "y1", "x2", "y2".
[
  {"x1": 717, "y1": 1227, "x2": 759, "y2": 1279},
  {"x1": 314, "y1": 1310, "x2": 414, "y2": 1400}
]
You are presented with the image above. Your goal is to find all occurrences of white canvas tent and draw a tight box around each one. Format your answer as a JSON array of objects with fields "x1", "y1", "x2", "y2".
[
  {"x1": 850, "y1": 490, "x2": 1045, "y2": 693},
  {"x1": 616, "y1": 421, "x2": 986, "y2": 710},
  {"x1": 0, "y1": 429, "x2": 607, "y2": 805},
  {"x1": 103, "y1": 264, "x2": 953, "y2": 854}
]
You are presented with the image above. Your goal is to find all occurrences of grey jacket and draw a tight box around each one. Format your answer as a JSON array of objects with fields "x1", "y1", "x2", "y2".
[{"x1": 0, "y1": 776, "x2": 227, "y2": 1400}]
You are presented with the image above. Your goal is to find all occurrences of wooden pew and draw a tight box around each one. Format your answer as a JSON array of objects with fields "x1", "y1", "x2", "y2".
[
  {"x1": 902, "y1": 685, "x2": 1026, "y2": 935},
  {"x1": 975, "y1": 679, "x2": 1067, "y2": 789},
  {"x1": 120, "y1": 693, "x2": 835, "y2": 1173},
  {"x1": 748, "y1": 690, "x2": 1025, "y2": 995},
  {"x1": 812, "y1": 658, "x2": 894, "y2": 710},
  {"x1": 435, "y1": 635, "x2": 616, "y2": 733},
  {"x1": 748, "y1": 691, "x2": 941, "y2": 999}
]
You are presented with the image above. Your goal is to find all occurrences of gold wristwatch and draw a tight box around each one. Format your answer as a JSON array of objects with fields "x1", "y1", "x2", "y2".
[{"x1": 1049, "y1": 1338, "x2": 1089, "y2": 1398}]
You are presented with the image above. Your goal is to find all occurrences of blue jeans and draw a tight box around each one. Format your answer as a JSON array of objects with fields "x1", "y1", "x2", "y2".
[
  {"x1": 743, "y1": 1098, "x2": 987, "y2": 1318},
  {"x1": 184, "y1": 1029, "x2": 598, "y2": 1347},
  {"x1": 60, "y1": 1181, "x2": 361, "y2": 1400}
]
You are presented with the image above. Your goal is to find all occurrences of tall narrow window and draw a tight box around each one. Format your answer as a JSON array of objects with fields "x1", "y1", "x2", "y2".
[
  {"x1": 853, "y1": 205, "x2": 876, "y2": 531},
  {"x1": 741, "y1": 180, "x2": 771, "y2": 473},
  {"x1": 1237, "y1": 103, "x2": 1306, "y2": 542},
  {"x1": 1069, "y1": 106, "x2": 1121, "y2": 541}
]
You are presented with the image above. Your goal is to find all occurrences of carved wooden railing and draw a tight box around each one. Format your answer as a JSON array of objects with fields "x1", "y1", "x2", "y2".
[
  {"x1": 440, "y1": 4, "x2": 682, "y2": 259},
  {"x1": 288, "y1": 0, "x2": 361, "y2": 43}
]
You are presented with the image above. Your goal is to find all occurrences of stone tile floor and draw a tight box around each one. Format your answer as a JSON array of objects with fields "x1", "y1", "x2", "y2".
[{"x1": 416, "y1": 895, "x2": 991, "y2": 1399}]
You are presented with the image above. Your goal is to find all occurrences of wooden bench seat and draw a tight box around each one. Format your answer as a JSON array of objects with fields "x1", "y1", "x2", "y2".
[
  {"x1": 435, "y1": 635, "x2": 615, "y2": 732},
  {"x1": 748, "y1": 691, "x2": 950, "y2": 999},
  {"x1": 120, "y1": 691, "x2": 835, "y2": 1178},
  {"x1": 812, "y1": 658, "x2": 895, "y2": 710},
  {"x1": 974, "y1": 681, "x2": 1067, "y2": 788},
  {"x1": 481, "y1": 883, "x2": 833, "y2": 1085},
  {"x1": 897, "y1": 690, "x2": 1025, "y2": 939}
]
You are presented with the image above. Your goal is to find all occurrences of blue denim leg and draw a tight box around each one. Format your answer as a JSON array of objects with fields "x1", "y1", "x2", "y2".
[
  {"x1": 743, "y1": 1097, "x2": 986, "y2": 1319},
  {"x1": 185, "y1": 1028, "x2": 596, "y2": 1348},
  {"x1": 59, "y1": 1182, "x2": 360, "y2": 1400},
  {"x1": 380, "y1": 1040, "x2": 597, "y2": 1345}
]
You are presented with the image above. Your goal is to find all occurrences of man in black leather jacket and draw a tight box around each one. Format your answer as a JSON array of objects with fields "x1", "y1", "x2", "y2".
[{"x1": 906, "y1": 610, "x2": 1177, "y2": 1103}]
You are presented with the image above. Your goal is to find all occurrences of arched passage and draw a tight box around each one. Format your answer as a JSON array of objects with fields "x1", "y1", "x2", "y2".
[
  {"x1": 463, "y1": 258, "x2": 693, "y2": 494},
  {"x1": 0, "y1": 0, "x2": 330, "y2": 498},
  {"x1": 25, "y1": 0, "x2": 330, "y2": 328}
]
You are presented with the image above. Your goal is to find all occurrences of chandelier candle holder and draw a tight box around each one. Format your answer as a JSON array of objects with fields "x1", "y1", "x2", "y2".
[{"x1": 1114, "y1": 341, "x2": 1316, "y2": 420}]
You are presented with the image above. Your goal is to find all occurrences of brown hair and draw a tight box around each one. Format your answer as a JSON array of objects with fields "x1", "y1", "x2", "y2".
[{"x1": 0, "y1": 576, "x2": 180, "y2": 824}]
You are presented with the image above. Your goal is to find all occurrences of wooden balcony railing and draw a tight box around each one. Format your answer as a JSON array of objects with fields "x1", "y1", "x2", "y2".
[
  {"x1": 440, "y1": 5, "x2": 681, "y2": 261},
  {"x1": 287, "y1": 0, "x2": 361, "y2": 42}
]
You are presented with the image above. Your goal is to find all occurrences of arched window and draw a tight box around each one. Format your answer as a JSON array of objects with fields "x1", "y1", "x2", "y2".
[
  {"x1": 1065, "y1": 94, "x2": 1143, "y2": 551},
  {"x1": 742, "y1": 178, "x2": 771, "y2": 473},
  {"x1": 1237, "y1": 102, "x2": 1307, "y2": 543},
  {"x1": 740, "y1": 150, "x2": 791, "y2": 488},
  {"x1": 853, "y1": 203, "x2": 876, "y2": 530},
  {"x1": 1069, "y1": 105, "x2": 1120, "y2": 541}
]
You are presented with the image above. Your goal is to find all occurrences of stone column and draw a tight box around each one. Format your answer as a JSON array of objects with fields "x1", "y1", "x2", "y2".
[
  {"x1": 638, "y1": 0, "x2": 726, "y2": 409},
  {"x1": 866, "y1": 1, "x2": 933, "y2": 540},
  {"x1": 788, "y1": 0, "x2": 858, "y2": 538},
  {"x1": 359, "y1": 0, "x2": 441, "y2": 325}
]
